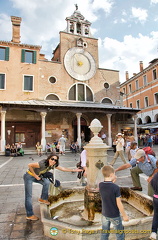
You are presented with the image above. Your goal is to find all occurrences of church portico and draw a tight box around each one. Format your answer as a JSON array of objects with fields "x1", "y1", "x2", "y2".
[{"x1": 0, "y1": 100, "x2": 138, "y2": 153}]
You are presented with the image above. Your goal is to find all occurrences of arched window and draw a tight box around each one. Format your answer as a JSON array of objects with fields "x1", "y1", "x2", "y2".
[
  {"x1": 68, "y1": 83, "x2": 93, "y2": 102},
  {"x1": 145, "y1": 116, "x2": 151, "y2": 124},
  {"x1": 101, "y1": 98, "x2": 113, "y2": 104},
  {"x1": 137, "y1": 118, "x2": 142, "y2": 125},
  {"x1": 45, "y1": 94, "x2": 59, "y2": 100},
  {"x1": 154, "y1": 114, "x2": 158, "y2": 122}
]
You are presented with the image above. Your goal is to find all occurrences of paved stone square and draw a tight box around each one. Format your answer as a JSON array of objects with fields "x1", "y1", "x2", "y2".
[{"x1": 0, "y1": 147, "x2": 157, "y2": 239}]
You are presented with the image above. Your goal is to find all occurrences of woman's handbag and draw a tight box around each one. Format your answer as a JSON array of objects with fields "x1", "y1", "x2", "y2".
[{"x1": 45, "y1": 169, "x2": 62, "y2": 196}]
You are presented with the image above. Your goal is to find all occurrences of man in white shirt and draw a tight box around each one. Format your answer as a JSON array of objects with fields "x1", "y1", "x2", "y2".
[
  {"x1": 58, "y1": 135, "x2": 66, "y2": 155},
  {"x1": 110, "y1": 133, "x2": 126, "y2": 166}
]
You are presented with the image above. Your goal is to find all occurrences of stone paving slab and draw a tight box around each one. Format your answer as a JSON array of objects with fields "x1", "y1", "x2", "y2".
[{"x1": 0, "y1": 147, "x2": 158, "y2": 239}]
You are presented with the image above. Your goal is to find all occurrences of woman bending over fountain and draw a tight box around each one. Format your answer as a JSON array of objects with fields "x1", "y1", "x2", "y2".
[
  {"x1": 99, "y1": 165, "x2": 129, "y2": 240},
  {"x1": 23, "y1": 153, "x2": 82, "y2": 221}
]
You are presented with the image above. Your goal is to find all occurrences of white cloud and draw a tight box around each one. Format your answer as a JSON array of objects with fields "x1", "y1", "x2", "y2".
[
  {"x1": 121, "y1": 18, "x2": 126, "y2": 23},
  {"x1": 131, "y1": 7, "x2": 148, "y2": 23},
  {"x1": 99, "y1": 33, "x2": 158, "y2": 83},
  {"x1": 150, "y1": 0, "x2": 158, "y2": 3},
  {"x1": 92, "y1": 0, "x2": 114, "y2": 15}
]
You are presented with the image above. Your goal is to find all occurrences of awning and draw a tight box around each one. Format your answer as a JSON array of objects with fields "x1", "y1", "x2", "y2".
[
  {"x1": 0, "y1": 100, "x2": 139, "y2": 114},
  {"x1": 138, "y1": 124, "x2": 158, "y2": 129}
]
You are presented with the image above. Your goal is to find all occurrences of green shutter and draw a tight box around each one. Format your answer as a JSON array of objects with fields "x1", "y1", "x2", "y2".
[
  {"x1": 21, "y1": 49, "x2": 25, "y2": 62},
  {"x1": 33, "y1": 51, "x2": 36, "y2": 64},
  {"x1": 5, "y1": 47, "x2": 9, "y2": 61}
]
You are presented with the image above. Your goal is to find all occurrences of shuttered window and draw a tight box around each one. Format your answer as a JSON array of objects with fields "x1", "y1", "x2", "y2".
[
  {"x1": 21, "y1": 49, "x2": 36, "y2": 64},
  {"x1": 0, "y1": 47, "x2": 9, "y2": 61}
]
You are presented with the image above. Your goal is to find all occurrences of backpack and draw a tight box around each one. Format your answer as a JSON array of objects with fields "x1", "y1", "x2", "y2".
[{"x1": 143, "y1": 146, "x2": 156, "y2": 157}]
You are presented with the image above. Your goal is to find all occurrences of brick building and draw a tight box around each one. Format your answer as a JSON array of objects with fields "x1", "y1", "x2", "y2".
[
  {"x1": 120, "y1": 59, "x2": 158, "y2": 140},
  {"x1": 0, "y1": 7, "x2": 138, "y2": 153}
]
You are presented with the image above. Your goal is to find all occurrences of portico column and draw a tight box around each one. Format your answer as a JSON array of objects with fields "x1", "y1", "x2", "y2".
[
  {"x1": 67, "y1": 20, "x2": 70, "y2": 33},
  {"x1": 74, "y1": 22, "x2": 77, "y2": 34},
  {"x1": 40, "y1": 112, "x2": 47, "y2": 151},
  {"x1": 106, "y1": 114, "x2": 112, "y2": 147},
  {"x1": 1, "y1": 110, "x2": 6, "y2": 152},
  {"x1": 133, "y1": 115, "x2": 138, "y2": 143},
  {"x1": 76, "y1": 113, "x2": 82, "y2": 149}
]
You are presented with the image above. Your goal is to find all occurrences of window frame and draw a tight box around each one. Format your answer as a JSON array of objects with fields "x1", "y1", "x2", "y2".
[
  {"x1": 128, "y1": 84, "x2": 132, "y2": 93},
  {"x1": 23, "y1": 75, "x2": 34, "y2": 92},
  {"x1": 48, "y1": 76, "x2": 57, "y2": 84},
  {"x1": 101, "y1": 97, "x2": 113, "y2": 104},
  {"x1": 0, "y1": 73, "x2": 6, "y2": 90},
  {"x1": 154, "y1": 93, "x2": 158, "y2": 105},
  {"x1": 135, "y1": 79, "x2": 139, "y2": 90},
  {"x1": 153, "y1": 69, "x2": 157, "y2": 80},
  {"x1": 143, "y1": 75, "x2": 147, "y2": 86},
  {"x1": 45, "y1": 93, "x2": 60, "y2": 100},
  {"x1": 144, "y1": 96, "x2": 149, "y2": 107},
  {"x1": 0, "y1": 46, "x2": 9, "y2": 61},
  {"x1": 21, "y1": 49, "x2": 36, "y2": 64},
  {"x1": 136, "y1": 99, "x2": 140, "y2": 109},
  {"x1": 68, "y1": 83, "x2": 93, "y2": 102}
]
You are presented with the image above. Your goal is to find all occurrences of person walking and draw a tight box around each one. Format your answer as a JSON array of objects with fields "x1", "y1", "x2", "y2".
[
  {"x1": 115, "y1": 149, "x2": 158, "y2": 196},
  {"x1": 23, "y1": 153, "x2": 82, "y2": 221},
  {"x1": 58, "y1": 135, "x2": 66, "y2": 155},
  {"x1": 110, "y1": 133, "x2": 126, "y2": 166},
  {"x1": 99, "y1": 165, "x2": 129, "y2": 240}
]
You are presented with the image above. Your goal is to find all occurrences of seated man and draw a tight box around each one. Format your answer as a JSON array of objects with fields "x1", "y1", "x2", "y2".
[
  {"x1": 5, "y1": 143, "x2": 11, "y2": 156},
  {"x1": 115, "y1": 149, "x2": 158, "y2": 196},
  {"x1": 46, "y1": 142, "x2": 52, "y2": 154}
]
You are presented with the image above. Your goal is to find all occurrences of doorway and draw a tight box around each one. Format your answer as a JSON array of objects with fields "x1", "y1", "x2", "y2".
[{"x1": 73, "y1": 117, "x2": 91, "y2": 142}]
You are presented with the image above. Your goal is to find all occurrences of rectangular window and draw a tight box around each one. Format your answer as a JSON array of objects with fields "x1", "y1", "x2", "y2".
[
  {"x1": 155, "y1": 93, "x2": 158, "y2": 104},
  {"x1": 78, "y1": 84, "x2": 85, "y2": 101},
  {"x1": 145, "y1": 96, "x2": 149, "y2": 107},
  {"x1": 136, "y1": 100, "x2": 140, "y2": 109},
  {"x1": 129, "y1": 84, "x2": 132, "y2": 93},
  {"x1": 21, "y1": 49, "x2": 36, "y2": 64},
  {"x1": 0, "y1": 74, "x2": 5, "y2": 89},
  {"x1": 15, "y1": 133, "x2": 25, "y2": 143},
  {"x1": 86, "y1": 86, "x2": 93, "y2": 101},
  {"x1": 24, "y1": 75, "x2": 33, "y2": 91},
  {"x1": 153, "y1": 69, "x2": 157, "y2": 80},
  {"x1": 123, "y1": 88, "x2": 126, "y2": 94},
  {"x1": 130, "y1": 103, "x2": 132, "y2": 108},
  {"x1": 135, "y1": 80, "x2": 139, "y2": 90},
  {"x1": 143, "y1": 75, "x2": 147, "y2": 86},
  {"x1": 0, "y1": 47, "x2": 9, "y2": 61}
]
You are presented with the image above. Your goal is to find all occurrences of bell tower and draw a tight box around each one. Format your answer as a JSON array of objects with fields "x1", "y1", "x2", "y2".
[{"x1": 65, "y1": 4, "x2": 92, "y2": 37}]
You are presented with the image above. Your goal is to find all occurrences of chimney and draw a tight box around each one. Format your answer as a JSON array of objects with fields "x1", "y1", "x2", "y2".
[
  {"x1": 11, "y1": 16, "x2": 22, "y2": 43},
  {"x1": 133, "y1": 73, "x2": 137, "y2": 76},
  {"x1": 125, "y1": 71, "x2": 129, "y2": 81},
  {"x1": 139, "y1": 61, "x2": 143, "y2": 72}
]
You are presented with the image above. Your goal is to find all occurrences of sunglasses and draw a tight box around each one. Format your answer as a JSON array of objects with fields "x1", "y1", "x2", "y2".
[{"x1": 51, "y1": 157, "x2": 57, "y2": 161}]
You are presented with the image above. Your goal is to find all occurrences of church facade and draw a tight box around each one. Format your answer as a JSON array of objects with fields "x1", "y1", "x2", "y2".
[{"x1": 0, "y1": 8, "x2": 139, "y2": 153}]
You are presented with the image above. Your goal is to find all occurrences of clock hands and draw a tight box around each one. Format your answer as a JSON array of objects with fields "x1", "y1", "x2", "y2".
[{"x1": 74, "y1": 54, "x2": 83, "y2": 66}]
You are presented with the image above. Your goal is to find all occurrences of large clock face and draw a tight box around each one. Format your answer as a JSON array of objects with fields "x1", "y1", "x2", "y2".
[{"x1": 64, "y1": 47, "x2": 96, "y2": 81}]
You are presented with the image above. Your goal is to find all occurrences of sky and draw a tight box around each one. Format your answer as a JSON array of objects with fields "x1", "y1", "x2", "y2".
[{"x1": 0, "y1": 0, "x2": 158, "y2": 83}]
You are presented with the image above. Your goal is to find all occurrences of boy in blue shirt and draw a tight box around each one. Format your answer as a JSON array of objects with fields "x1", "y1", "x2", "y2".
[{"x1": 99, "y1": 165, "x2": 129, "y2": 240}]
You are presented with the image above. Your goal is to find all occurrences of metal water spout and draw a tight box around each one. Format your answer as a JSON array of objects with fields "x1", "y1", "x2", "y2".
[{"x1": 83, "y1": 118, "x2": 109, "y2": 221}]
